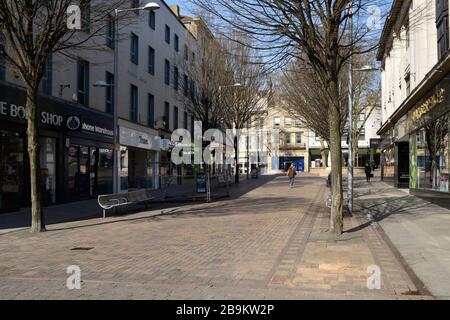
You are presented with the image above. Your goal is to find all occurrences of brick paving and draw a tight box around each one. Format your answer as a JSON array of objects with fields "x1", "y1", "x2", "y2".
[{"x1": 0, "y1": 175, "x2": 433, "y2": 299}]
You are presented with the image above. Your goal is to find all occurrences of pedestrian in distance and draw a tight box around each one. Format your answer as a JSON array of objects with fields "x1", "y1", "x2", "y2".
[
  {"x1": 365, "y1": 163, "x2": 372, "y2": 182},
  {"x1": 287, "y1": 164, "x2": 297, "y2": 188}
]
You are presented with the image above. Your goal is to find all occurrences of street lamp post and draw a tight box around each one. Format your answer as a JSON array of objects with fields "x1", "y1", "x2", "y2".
[{"x1": 95, "y1": 3, "x2": 160, "y2": 195}]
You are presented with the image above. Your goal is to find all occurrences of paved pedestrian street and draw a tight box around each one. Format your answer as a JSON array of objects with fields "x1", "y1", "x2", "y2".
[{"x1": 0, "y1": 175, "x2": 433, "y2": 300}]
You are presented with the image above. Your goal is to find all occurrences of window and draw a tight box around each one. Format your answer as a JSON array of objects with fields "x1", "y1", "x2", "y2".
[
  {"x1": 164, "y1": 102, "x2": 170, "y2": 130},
  {"x1": 0, "y1": 33, "x2": 5, "y2": 80},
  {"x1": 436, "y1": 0, "x2": 449, "y2": 60},
  {"x1": 130, "y1": 33, "x2": 139, "y2": 65},
  {"x1": 106, "y1": 15, "x2": 115, "y2": 49},
  {"x1": 81, "y1": 0, "x2": 91, "y2": 32},
  {"x1": 130, "y1": 84, "x2": 138, "y2": 122},
  {"x1": 131, "y1": 0, "x2": 140, "y2": 14},
  {"x1": 405, "y1": 73, "x2": 411, "y2": 96},
  {"x1": 164, "y1": 59, "x2": 170, "y2": 85},
  {"x1": 105, "y1": 72, "x2": 114, "y2": 114},
  {"x1": 184, "y1": 74, "x2": 188, "y2": 96},
  {"x1": 174, "y1": 66, "x2": 179, "y2": 91},
  {"x1": 148, "y1": 93, "x2": 154, "y2": 128},
  {"x1": 173, "y1": 106, "x2": 179, "y2": 130},
  {"x1": 295, "y1": 119, "x2": 302, "y2": 128},
  {"x1": 77, "y1": 59, "x2": 90, "y2": 106},
  {"x1": 286, "y1": 133, "x2": 291, "y2": 145},
  {"x1": 285, "y1": 117, "x2": 292, "y2": 128},
  {"x1": 148, "y1": 46, "x2": 155, "y2": 75},
  {"x1": 184, "y1": 45, "x2": 189, "y2": 61},
  {"x1": 149, "y1": 10, "x2": 155, "y2": 29},
  {"x1": 274, "y1": 117, "x2": 280, "y2": 127},
  {"x1": 165, "y1": 25, "x2": 171, "y2": 44},
  {"x1": 296, "y1": 132, "x2": 302, "y2": 144},
  {"x1": 41, "y1": 54, "x2": 53, "y2": 95},
  {"x1": 174, "y1": 34, "x2": 179, "y2": 52},
  {"x1": 184, "y1": 111, "x2": 188, "y2": 129},
  {"x1": 189, "y1": 79, "x2": 196, "y2": 97},
  {"x1": 190, "y1": 115, "x2": 194, "y2": 137}
]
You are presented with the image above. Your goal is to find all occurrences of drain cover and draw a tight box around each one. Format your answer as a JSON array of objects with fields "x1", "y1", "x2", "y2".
[{"x1": 71, "y1": 247, "x2": 93, "y2": 251}]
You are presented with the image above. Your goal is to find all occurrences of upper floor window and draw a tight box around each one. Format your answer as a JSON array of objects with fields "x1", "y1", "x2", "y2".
[
  {"x1": 0, "y1": 33, "x2": 5, "y2": 81},
  {"x1": 131, "y1": 0, "x2": 140, "y2": 14},
  {"x1": 296, "y1": 132, "x2": 302, "y2": 144},
  {"x1": 148, "y1": 93, "x2": 155, "y2": 128},
  {"x1": 149, "y1": 10, "x2": 156, "y2": 29},
  {"x1": 148, "y1": 46, "x2": 155, "y2": 75},
  {"x1": 183, "y1": 74, "x2": 189, "y2": 96},
  {"x1": 77, "y1": 59, "x2": 90, "y2": 106},
  {"x1": 81, "y1": 0, "x2": 91, "y2": 32},
  {"x1": 130, "y1": 33, "x2": 139, "y2": 65},
  {"x1": 105, "y1": 72, "x2": 114, "y2": 114},
  {"x1": 106, "y1": 15, "x2": 115, "y2": 49},
  {"x1": 130, "y1": 84, "x2": 138, "y2": 122},
  {"x1": 295, "y1": 119, "x2": 302, "y2": 128},
  {"x1": 405, "y1": 73, "x2": 411, "y2": 96},
  {"x1": 173, "y1": 106, "x2": 179, "y2": 130},
  {"x1": 437, "y1": 0, "x2": 449, "y2": 60},
  {"x1": 164, "y1": 59, "x2": 170, "y2": 85},
  {"x1": 165, "y1": 25, "x2": 171, "y2": 44},
  {"x1": 274, "y1": 117, "x2": 280, "y2": 128},
  {"x1": 164, "y1": 102, "x2": 170, "y2": 130},
  {"x1": 41, "y1": 54, "x2": 53, "y2": 96},
  {"x1": 184, "y1": 45, "x2": 189, "y2": 61},
  {"x1": 174, "y1": 66, "x2": 179, "y2": 91},
  {"x1": 174, "y1": 34, "x2": 179, "y2": 52},
  {"x1": 184, "y1": 111, "x2": 188, "y2": 129},
  {"x1": 285, "y1": 117, "x2": 292, "y2": 127}
]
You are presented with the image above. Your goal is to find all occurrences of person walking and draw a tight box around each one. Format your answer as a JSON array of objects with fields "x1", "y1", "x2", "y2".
[
  {"x1": 365, "y1": 163, "x2": 372, "y2": 182},
  {"x1": 287, "y1": 164, "x2": 297, "y2": 188}
]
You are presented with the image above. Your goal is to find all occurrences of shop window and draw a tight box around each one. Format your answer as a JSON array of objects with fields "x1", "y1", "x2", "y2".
[
  {"x1": 39, "y1": 137, "x2": 56, "y2": 205},
  {"x1": 0, "y1": 131, "x2": 23, "y2": 212}
]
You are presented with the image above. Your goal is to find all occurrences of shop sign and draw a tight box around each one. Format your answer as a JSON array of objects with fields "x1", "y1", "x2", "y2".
[
  {"x1": 120, "y1": 126, "x2": 160, "y2": 151},
  {"x1": 0, "y1": 99, "x2": 113, "y2": 139},
  {"x1": 412, "y1": 88, "x2": 445, "y2": 122},
  {"x1": 370, "y1": 138, "x2": 381, "y2": 149}
]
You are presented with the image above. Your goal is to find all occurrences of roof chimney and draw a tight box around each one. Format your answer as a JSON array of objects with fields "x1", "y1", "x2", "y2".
[{"x1": 169, "y1": 5, "x2": 181, "y2": 17}]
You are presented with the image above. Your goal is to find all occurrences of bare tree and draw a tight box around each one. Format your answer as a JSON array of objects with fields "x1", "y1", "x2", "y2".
[
  {"x1": 190, "y1": 0, "x2": 389, "y2": 234},
  {"x1": 0, "y1": 0, "x2": 132, "y2": 232}
]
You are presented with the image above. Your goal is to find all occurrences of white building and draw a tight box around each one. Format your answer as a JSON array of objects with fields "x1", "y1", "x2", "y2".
[
  {"x1": 378, "y1": 0, "x2": 450, "y2": 201},
  {"x1": 0, "y1": 1, "x2": 208, "y2": 212}
]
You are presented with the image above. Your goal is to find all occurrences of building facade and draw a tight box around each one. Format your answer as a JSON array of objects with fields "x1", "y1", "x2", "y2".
[
  {"x1": 0, "y1": 1, "x2": 206, "y2": 212},
  {"x1": 378, "y1": 0, "x2": 450, "y2": 203}
]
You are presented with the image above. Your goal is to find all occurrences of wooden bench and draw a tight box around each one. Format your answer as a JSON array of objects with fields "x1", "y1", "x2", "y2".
[{"x1": 98, "y1": 189, "x2": 155, "y2": 218}]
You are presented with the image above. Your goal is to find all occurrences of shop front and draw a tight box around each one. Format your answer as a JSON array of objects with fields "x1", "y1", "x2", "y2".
[
  {"x1": 119, "y1": 125, "x2": 159, "y2": 192},
  {"x1": 0, "y1": 82, "x2": 114, "y2": 213},
  {"x1": 408, "y1": 85, "x2": 450, "y2": 203}
]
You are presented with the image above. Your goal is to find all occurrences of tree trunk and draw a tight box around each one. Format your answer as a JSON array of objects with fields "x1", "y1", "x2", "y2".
[
  {"x1": 320, "y1": 138, "x2": 328, "y2": 167},
  {"x1": 234, "y1": 135, "x2": 239, "y2": 184},
  {"x1": 328, "y1": 81, "x2": 343, "y2": 235},
  {"x1": 26, "y1": 86, "x2": 46, "y2": 233}
]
